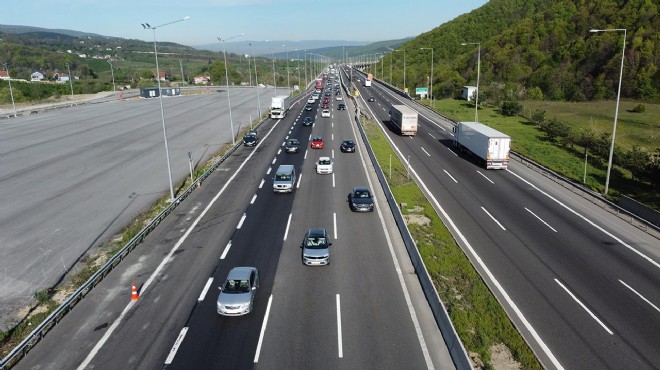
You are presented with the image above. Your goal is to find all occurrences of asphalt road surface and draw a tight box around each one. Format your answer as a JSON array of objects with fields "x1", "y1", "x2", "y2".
[{"x1": 0, "y1": 87, "x2": 287, "y2": 328}]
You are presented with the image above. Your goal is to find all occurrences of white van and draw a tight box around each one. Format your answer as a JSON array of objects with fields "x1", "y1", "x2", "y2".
[{"x1": 273, "y1": 165, "x2": 296, "y2": 193}]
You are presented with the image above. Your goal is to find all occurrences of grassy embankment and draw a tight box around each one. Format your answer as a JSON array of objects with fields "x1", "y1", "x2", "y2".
[
  {"x1": 361, "y1": 117, "x2": 542, "y2": 369},
  {"x1": 428, "y1": 99, "x2": 660, "y2": 208}
]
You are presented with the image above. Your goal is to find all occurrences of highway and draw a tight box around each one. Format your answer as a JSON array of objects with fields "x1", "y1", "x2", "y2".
[
  {"x1": 15, "y1": 79, "x2": 454, "y2": 369},
  {"x1": 0, "y1": 87, "x2": 285, "y2": 329},
  {"x1": 347, "y1": 67, "x2": 660, "y2": 370}
]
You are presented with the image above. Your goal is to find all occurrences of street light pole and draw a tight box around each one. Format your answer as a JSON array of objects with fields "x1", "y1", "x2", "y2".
[
  {"x1": 461, "y1": 42, "x2": 481, "y2": 122},
  {"x1": 590, "y1": 28, "x2": 626, "y2": 195},
  {"x1": 142, "y1": 16, "x2": 190, "y2": 202},
  {"x1": 3, "y1": 63, "x2": 17, "y2": 117},
  {"x1": 218, "y1": 33, "x2": 246, "y2": 145},
  {"x1": 283, "y1": 44, "x2": 290, "y2": 90},
  {"x1": 107, "y1": 60, "x2": 116, "y2": 92},
  {"x1": 65, "y1": 63, "x2": 74, "y2": 101},
  {"x1": 420, "y1": 47, "x2": 434, "y2": 104},
  {"x1": 249, "y1": 42, "x2": 262, "y2": 118}
]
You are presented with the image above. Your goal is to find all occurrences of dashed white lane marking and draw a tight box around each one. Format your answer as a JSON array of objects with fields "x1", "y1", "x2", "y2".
[
  {"x1": 220, "y1": 241, "x2": 232, "y2": 260},
  {"x1": 253, "y1": 295, "x2": 274, "y2": 363},
  {"x1": 524, "y1": 207, "x2": 557, "y2": 232},
  {"x1": 619, "y1": 280, "x2": 660, "y2": 313},
  {"x1": 198, "y1": 278, "x2": 214, "y2": 301},
  {"x1": 476, "y1": 170, "x2": 494, "y2": 184},
  {"x1": 555, "y1": 278, "x2": 613, "y2": 335},
  {"x1": 283, "y1": 213, "x2": 293, "y2": 241},
  {"x1": 443, "y1": 169, "x2": 458, "y2": 183},
  {"x1": 164, "y1": 327, "x2": 188, "y2": 365},
  {"x1": 481, "y1": 206, "x2": 506, "y2": 231}
]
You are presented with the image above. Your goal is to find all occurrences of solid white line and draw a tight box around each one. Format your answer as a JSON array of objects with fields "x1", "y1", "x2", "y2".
[
  {"x1": 481, "y1": 207, "x2": 506, "y2": 230},
  {"x1": 476, "y1": 171, "x2": 494, "y2": 184},
  {"x1": 271, "y1": 157, "x2": 277, "y2": 165},
  {"x1": 447, "y1": 147, "x2": 458, "y2": 156},
  {"x1": 336, "y1": 294, "x2": 343, "y2": 358},
  {"x1": 266, "y1": 167, "x2": 272, "y2": 175},
  {"x1": 198, "y1": 278, "x2": 214, "y2": 301},
  {"x1": 619, "y1": 280, "x2": 660, "y2": 313},
  {"x1": 428, "y1": 132, "x2": 437, "y2": 139},
  {"x1": 164, "y1": 327, "x2": 188, "y2": 365},
  {"x1": 259, "y1": 179, "x2": 265, "y2": 189},
  {"x1": 420, "y1": 147, "x2": 431, "y2": 157},
  {"x1": 507, "y1": 170, "x2": 660, "y2": 271},
  {"x1": 443, "y1": 170, "x2": 458, "y2": 183},
  {"x1": 283, "y1": 213, "x2": 293, "y2": 241},
  {"x1": 296, "y1": 173, "x2": 302, "y2": 189},
  {"x1": 237, "y1": 213, "x2": 247, "y2": 229},
  {"x1": 250, "y1": 194, "x2": 257, "y2": 204},
  {"x1": 220, "y1": 241, "x2": 231, "y2": 260},
  {"x1": 253, "y1": 295, "x2": 273, "y2": 363},
  {"x1": 78, "y1": 116, "x2": 285, "y2": 370},
  {"x1": 332, "y1": 173, "x2": 336, "y2": 188},
  {"x1": 333, "y1": 212, "x2": 338, "y2": 239},
  {"x1": 555, "y1": 279, "x2": 613, "y2": 335},
  {"x1": 525, "y1": 207, "x2": 557, "y2": 232},
  {"x1": 277, "y1": 149, "x2": 282, "y2": 155}
]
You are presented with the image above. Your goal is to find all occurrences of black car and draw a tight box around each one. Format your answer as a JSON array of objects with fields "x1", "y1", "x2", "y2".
[
  {"x1": 303, "y1": 117, "x2": 314, "y2": 126},
  {"x1": 243, "y1": 131, "x2": 259, "y2": 146},
  {"x1": 337, "y1": 103, "x2": 346, "y2": 110},
  {"x1": 348, "y1": 186, "x2": 374, "y2": 212},
  {"x1": 285, "y1": 139, "x2": 300, "y2": 153},
  {"x1": 340, "y1": 140, "x2": 355, "y2": 153},
  {"x1": 368, "y1": 96, "x2": 375, "y2": 102},
  {"x1": 305, "y1": 104, "x2": 313, "y2": 111}
]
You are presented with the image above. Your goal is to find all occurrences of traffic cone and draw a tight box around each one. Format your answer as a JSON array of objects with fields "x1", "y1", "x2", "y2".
[{"x1": 131, "y1": 282, "x2": 139, "y2": 301}]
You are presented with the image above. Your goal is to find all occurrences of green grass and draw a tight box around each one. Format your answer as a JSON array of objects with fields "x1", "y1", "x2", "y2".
[
  {"x1": 426, "y1": 99, "x2": 659, "y2": 208},
  {"x1": 362, "y1": 117, "x2": 542, "y2": 369}
]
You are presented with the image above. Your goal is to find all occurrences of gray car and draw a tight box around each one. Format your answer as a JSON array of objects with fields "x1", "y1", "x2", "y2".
[
  {"x1": 285, "y1": 139, "x2": 300, "y2": 153},
  {"x1": 302, "y1": 228, "x2": 331, "y2": 266},
  {"x1": 217, "y1": 267, "x2": 259, "y2": 316}
]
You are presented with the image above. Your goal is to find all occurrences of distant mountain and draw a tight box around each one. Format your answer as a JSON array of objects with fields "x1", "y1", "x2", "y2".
[
  {"x1": 0, "y1": 24, "x2": 104, "y2": 39},
  {"x1": 194, "y1": 40, "x2": 370, "y2": 56}
]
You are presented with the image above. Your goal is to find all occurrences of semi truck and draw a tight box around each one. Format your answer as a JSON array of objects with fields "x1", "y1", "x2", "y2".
[
  {"x1": 389, "y1": 105, "x2": 418, "y2": 136},
  {"x1": 270, "y1": 95, "x2": 291, "y2": 119},
  {"x1": 365, "y1": 73, "x2": 373, "y2": 87},
  {"x1": 453, "y1": 122, "x2": 511, "y2": 169}
]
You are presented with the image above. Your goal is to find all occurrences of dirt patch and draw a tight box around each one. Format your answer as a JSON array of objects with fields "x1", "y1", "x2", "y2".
[
  {"x1": 403, "y1": 214, "x2": 431, "y2": 226},
  {"x1": 490, "y1": 343, "x2": 522, "y2": 370}
]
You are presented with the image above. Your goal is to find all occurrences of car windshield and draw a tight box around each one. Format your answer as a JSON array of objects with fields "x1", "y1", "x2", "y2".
[
  {"x1": 223, "y1": 279, "x2": 250, "y2": 294},
  {"x1": 276, "y1": 174, "x2": 292, "y2": 181},
  {"x1": 306, "y1": 236, "x2": 327, "y2": 249},
  {"x1": 355, "y1": 190, "x2": 371, "y2": 198},
  {"x1": 288, "y1": 140, "x2": 298, "y2": 145},
  {"x1": 343, "y1": 141, "x2": 354, "y2": 146},
  {"x1": 319, "y1": 159, "x2": 331, "y2": 165}
]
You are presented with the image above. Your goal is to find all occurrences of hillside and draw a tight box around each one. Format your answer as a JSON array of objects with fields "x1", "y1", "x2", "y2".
[{"x1": 382, "y1": 0, "x2": 659, "y2": 102}]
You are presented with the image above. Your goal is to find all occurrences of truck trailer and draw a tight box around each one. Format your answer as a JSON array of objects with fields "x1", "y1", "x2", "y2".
[
  {"x1": 270, "y1": 95, "x2": 291, "y2": 119},
  {"x1": 389, "y1": 105, "x2": 418, "y2": 136},
  {"x1": 365, "y1": 73, "x2": 373, "y2": 87},
  {"x1": 453, "y1": 122, "x2": 511, "y2": 169}
]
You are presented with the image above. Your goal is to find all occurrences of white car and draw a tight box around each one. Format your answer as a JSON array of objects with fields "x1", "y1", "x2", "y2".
[
  {"x1": 321, "y1": 109, "x2": 331, "y2": 118},
  {"x1": 307, "y1": 97, "x2": 315, "y2": 104},
  {"x1": 316, "y1": 157, "x2": 333, "y2": 174},
  {"x1": 336, "y1": 95, "x2": 342, "y2": 101}
]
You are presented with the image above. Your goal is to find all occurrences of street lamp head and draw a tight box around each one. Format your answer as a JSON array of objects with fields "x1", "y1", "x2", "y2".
[{"x1": 589, "y1": 29, "x2": 601, "y2": 33}]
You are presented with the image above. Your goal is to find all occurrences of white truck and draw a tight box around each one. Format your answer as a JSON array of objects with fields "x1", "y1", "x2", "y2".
[
  {"x1": 389, "y1": 105, "x2": 418, "y2": 136},
  {"x1": 270, "y1": 95, "x2": 291, "y2": 119},
  {"x1": 453, "y1": 122, "x2": 511, "y2": 169}
]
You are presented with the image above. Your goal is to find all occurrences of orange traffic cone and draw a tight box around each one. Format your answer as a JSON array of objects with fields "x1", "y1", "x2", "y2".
[{"x1": 131, "y1": 282, "x2": 139, "y2": 301}]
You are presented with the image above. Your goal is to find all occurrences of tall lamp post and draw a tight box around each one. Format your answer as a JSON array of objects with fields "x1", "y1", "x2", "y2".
[
  {"x1": 3, "y1": 63, "x2": 17, "y2": 117},
  {"x1": 461, "y1": 42, "x2": 481, "y2": 122},
  {"x1": 590, "y1": 28, "x2": 626, "y2": 195},
  {"x1": 420, "y1": 47, "x2": 434, "y2": 104},
  {"x1": 249, "y1": 42, "x2": 262, "y2": 118},
  {"x1": 65, "y1": 63, "x2": 74, "y2": 101},
  {"x1": 107, "y1": 60, "x2": 116, "y2": 92},
  {"x1": 283, "y1": 44, "x2": 290, "y2": 90},
  {"x1": 395, "y1": 49, "x2": 406, "y2": 94},
  {"x1": 386, "y1": 47, "x2": 394, "y2": 85},
  {"x1": 218, "y1": 32, "x2": 246, "y2": 145},
  {"x1": 142, "y1": 16, "x2": 190, "y2": 202}
]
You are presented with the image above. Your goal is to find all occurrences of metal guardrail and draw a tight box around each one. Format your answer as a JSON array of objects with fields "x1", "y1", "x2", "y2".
[
  {"x1": 341, "y1": 69, "x2": 471, "y2": 369},
  {"x1": 0, "y1": 111, "x2": 272, "y2": 369}
]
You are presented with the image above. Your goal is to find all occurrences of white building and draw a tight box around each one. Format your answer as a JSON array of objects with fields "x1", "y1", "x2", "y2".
[{"x1": 462, "y1": 86, "x2": 477, "y2": 101}]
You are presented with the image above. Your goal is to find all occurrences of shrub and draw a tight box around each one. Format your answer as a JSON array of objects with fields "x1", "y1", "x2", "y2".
[
  {"x1": 501, "y1": 101, "x2": 522, "y2": 116},
  {"x1": 630, "y1": 104, "x2": 646, "y2": 113}
]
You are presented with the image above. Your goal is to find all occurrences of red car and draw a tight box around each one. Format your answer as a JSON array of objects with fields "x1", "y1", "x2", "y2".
[
  {"x1": 311, "y1": 137, "x2": 324, "y2": 149},
  {"x1": 321, "y1": 103, "x2": 330, "y2": 109},
  {"x1": 322, "y1": 98, "x2": 330, "y2": 103}
]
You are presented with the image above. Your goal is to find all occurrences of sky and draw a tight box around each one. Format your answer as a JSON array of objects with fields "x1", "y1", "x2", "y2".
[{"x1": 1, "y1": 0, "x2": 489, "y2": 47}]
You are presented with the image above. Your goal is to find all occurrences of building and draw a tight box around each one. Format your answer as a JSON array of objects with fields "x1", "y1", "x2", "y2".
[
  {"x1": 154, "y1": 71, "x2": 168, "y2": 82},
  {"x1": 31, "y1": 72, "x2": 45, "y2": 81},
  {"x1": 194, "y1": 74, "x2": 211, "y2": 85},
  {"x1": 461, "y1": 86, "x2": 477, "y2": 101},
  {"x1": 0, "y1": 70, "x2": 9, "y2": 80}
]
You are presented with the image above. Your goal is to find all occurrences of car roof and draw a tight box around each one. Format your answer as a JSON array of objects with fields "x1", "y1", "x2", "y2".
[
  {"x1": 319, "y1": 156, "x2": 331, "y2": 161},
  {"x1": 226, "y1": 266, "x2": 256, "y2": 280},
  {"x1": 353, "y1": 186, "x2": 370, "y2": 192},
  {"x1": 307, "y1": 228, "x2": 327, "y2": 237},
  {"x1": 313, "y1": 137, "x2": 322, "y2": 140}
]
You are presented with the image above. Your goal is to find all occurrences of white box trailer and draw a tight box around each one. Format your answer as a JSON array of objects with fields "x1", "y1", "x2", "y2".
[
  {"x1": 270, "y1": 95, "x2": 291, "y2": 119},
  {"x1": 389, "y1": 105, "x2": 418, "y2": 135},
  {"x1": 453, "y1": 122, "x2": 511, "y2": 169}
]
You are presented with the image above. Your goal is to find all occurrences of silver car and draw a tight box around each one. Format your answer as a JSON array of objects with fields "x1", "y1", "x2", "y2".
[
  {"x1": 302, "y1": 228, "x2": 331, "y2": 266},
  {"x1": 217, "y1": 267, "x2": 259, "y2": 316}
]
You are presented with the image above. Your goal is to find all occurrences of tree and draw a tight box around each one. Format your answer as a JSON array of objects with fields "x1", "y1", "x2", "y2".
[
  {"x1": 501, "y1": 101, "x2": 522, "y2": 116},
  {"x1": 540, "y1": 118, "x2": 571, "y2": 142},
  {"x1": 531, "y1": 109, "x2": 546, "y2": 125},
  {"x1": 621, "y1": 146, "x2": 650, "y2": 181}
]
